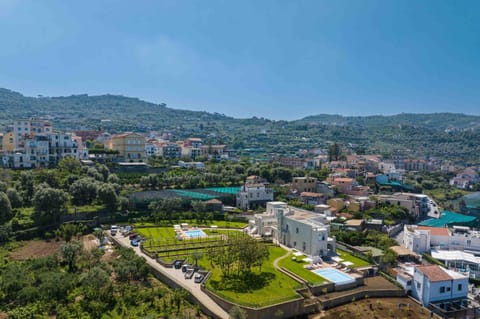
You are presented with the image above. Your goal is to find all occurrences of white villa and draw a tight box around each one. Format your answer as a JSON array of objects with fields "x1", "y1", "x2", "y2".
[
  {"x1": 249, "y1": 201, "x2": 335, "y2": 258},
  {"x1": 396, "y1": 264, "x2": 468, "y2": 306}
]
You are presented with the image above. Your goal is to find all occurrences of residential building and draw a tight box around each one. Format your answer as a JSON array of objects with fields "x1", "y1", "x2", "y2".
[
  {"x1": 377, "y1": 193, "x2": 429, "y2": 219},
  {"x1": 2, "y1": 132, "x2": 14, "y2": 152},
  {"x1": 250, "y1": 202, "x2": 335, "y2": 257},
  {"x1": 161, "y1": 142, "x2": 182, "y2": 158},
  {"x1": 201, "y1": 144, "x2": 226, "y2": 159},
  {"x1": 327, "y1": 176, "x2": 353, "y2": 194},
  {"x1": 403, "y1": 225, "x2": 450, "y2": 253},
  {"x1": 273, "y1": 202, "x2": 335, "y2": 257},
  {"x1": 316, "y1": 181, "x2": 335, "y2": 198},
  {"x1": 449, "y1": 168, "x2": 479, "y2": 190},
  {"x1": 105, "y1": 132, "x2": 145, "y2": 162},
  {"x1": 12, "y1": 118, "x2": 52, "y2": 149},
  {"x1": 236, "y1": 176, "x2": 274, "y2": 210},
  {"x1": 345, "y1": 219, "x2": 365, "y2": 231},
  {"x1": 181, "y1": 138, "x2": 203, "y2": 158},
  {"x1": 403, "y1": 225, "x2": 480, "y2": 255},
  {"x1": 48, "y1": 133, "x2": 79, "y2": 165},
  {"x1": 292, "y1": 176, "x2": 318, "y2": 193},
  {"x1": 3, "y1": 133, "x2": 80, "y2": 168},
  {"x1": 431, "y1": 250, "x2": 480, "y2": 279},
  {"x1": 300, "y1": 192, "x2": 325, "y2": 206},
  {"x1": 412, "y1": 265, "x2": 468, "y2": 306}
]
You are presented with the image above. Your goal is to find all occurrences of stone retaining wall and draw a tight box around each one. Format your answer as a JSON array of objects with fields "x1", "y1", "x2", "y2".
[{"x1": 200, "y1": 280, "x2": 307, "y2": 319}]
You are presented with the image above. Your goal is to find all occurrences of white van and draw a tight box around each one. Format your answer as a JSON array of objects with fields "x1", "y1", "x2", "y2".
[{"x1": 110, "y1": 225, "x2": 118, "y2": 236}]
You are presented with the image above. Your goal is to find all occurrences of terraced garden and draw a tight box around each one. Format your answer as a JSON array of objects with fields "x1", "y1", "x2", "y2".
[
  {"x1": 336, "y1": 248, "x2": 371, "y2": 268},
  {"x1": 278, "y1": 253, "x2": 328, "y2": 285}
]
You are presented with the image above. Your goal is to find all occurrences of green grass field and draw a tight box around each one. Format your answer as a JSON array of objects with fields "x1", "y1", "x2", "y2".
[
  {"x1": 202, "y1": 246, "x2": 303, "y2": 307},
  {"x1": 336, "y1": 248, "x2": 371, "y2": 268},
  {"x1": 278, "y1": 253, "x2": 328, "y2": 285}
]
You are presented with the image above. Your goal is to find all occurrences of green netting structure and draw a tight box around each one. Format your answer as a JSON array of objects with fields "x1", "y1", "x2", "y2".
[
  {"x1": 205, "y1": 187, "x2": 241, "y2": 194},
  {"x1": 171, "y1": 190, "x2": 216, "y2": 200},
  {"x1": 418, "y1": 210, "x2": 476, "y2": 227},
  {"x1": 130, "y1": 186, "x2": 241, "y2": 203}
]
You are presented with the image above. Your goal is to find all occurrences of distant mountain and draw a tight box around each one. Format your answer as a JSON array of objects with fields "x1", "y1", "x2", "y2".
[
  {"x1": 1, "y1": 88, "x2": 479, "y2": 163},
  {"x1": 0, "y1": 88, "x2": 236, "y2": 132},
  {"x1": 298, "y1": 113, "x2": 480, "y2": 131}
]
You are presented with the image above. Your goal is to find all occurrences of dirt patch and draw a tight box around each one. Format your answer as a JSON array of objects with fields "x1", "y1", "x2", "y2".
[
  {"x1": 9, "y1": 240, "x2": 64, "y2": 260},
  {"x1": 82, "y1": 234, "x2": 98, "y2": 252},
  {"x1": 311, "y1": 297, "x2": 436, "y2": 319}
]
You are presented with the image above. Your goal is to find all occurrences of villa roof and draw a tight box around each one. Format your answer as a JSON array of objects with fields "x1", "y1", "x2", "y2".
[
  {"x1": 417, "y1": 226, "x2": 450, "y2": 237},
  {"x1": 415, "y1": 265, "x2": 454, "y2": 282},
  {"x1": 345, "y1": 219, "x2": 364, "y2": 227},
  {"x1": 300, "y1": 192, "x2": 324, "y2": 198},
  {"x1": 390, "y1": 245, "x2": 419, "y2": 257}
]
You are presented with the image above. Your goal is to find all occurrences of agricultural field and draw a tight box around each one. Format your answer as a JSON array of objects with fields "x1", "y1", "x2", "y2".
[{"x1": 311, "y1": 297, "x2": 435, "y2": 319}]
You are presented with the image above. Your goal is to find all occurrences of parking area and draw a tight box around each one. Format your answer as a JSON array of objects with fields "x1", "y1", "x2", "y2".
[{"x1": 109, "y1": 231, "x2": 229, "y2": 319}]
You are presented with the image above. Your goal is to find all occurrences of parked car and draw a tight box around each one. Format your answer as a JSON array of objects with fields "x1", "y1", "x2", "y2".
[
  {"x1": 174, "y1": 260, "x2": 184, "y2": 269},
  {"x1": 130, "y1": 239, "x2": 139, "y2": 247},
  {"x1": 194, "y1": 273, "x2": 204, "y2": 283},
  {"x1": 181, "y1": 264, "x2": 192, "y2": 273},
  {"x1": 110, "y1": 225, "x2": 118, "y2": 236},
  {"x1": 184, "y1": 269, "x2": 194, "y2": 279}
]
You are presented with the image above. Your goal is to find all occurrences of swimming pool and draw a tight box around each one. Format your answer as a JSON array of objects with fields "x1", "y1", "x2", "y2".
[
  {"x1": 313, "y1": 268, "x2": 355, "y2": 286},
  {"x1": 184, "y1": 229, "x2": 207, "y2": 238}
]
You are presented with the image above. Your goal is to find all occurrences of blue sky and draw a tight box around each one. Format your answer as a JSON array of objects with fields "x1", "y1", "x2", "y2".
[{"x1": 0, "y1": 0, "x2": 479, "y2": 120}]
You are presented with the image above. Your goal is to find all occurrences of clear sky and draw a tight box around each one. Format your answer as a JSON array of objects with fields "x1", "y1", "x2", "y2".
[{"x1": 0, "y1": 0, "x2": 479, "y2": 120}]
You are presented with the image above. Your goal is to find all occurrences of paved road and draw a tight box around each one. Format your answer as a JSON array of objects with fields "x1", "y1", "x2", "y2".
[{"x1": 109, "y1": 232, "x2": 230, "y2": 319}]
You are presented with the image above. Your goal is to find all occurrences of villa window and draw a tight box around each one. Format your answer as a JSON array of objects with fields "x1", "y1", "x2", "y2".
[
  {"x1": 296, "y1": 227, "x2": 299, "y2": 234},
  {"x1": 440, "y1": 287, "x2": 445, "y2": 293},
  {"x1": 458, "y1": 284, "x2": 462, "y2": 291}
]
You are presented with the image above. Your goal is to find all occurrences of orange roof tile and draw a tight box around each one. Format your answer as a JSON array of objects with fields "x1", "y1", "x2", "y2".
[
  {"x1": 417, "y1": 226, "x2": 450, "y2": 237},
  {"x1": 300, "y1": 192, "x2": 324, "y2": 198},
  {"x1": 416, "y1": 265, "x2": 452, "y2": 282}
]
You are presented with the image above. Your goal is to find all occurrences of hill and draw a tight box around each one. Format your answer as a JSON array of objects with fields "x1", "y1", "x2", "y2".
[
  {"x1": 1, "y1": 88, "x2": 479, "y2": 163},
  {"x1": 299, "y1": 113, "x2": 480, "y2": 131}
]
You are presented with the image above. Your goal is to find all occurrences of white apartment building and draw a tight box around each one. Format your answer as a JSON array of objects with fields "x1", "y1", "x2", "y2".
[{"x1": 12, "y1": 118, "x2": 52, "y2": 149}]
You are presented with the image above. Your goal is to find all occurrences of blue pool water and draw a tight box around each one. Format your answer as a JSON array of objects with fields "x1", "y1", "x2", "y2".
[
  {"x1": 314, "y1": 268, "x2": 355, "y2": 286},
  {"x1": 184, "y1": 229, "x2": 207, "y2": 238}
]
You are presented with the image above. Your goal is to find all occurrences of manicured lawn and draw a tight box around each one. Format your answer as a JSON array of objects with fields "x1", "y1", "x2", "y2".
[
  {"x1": 136, "y1": 227, "x2": 177, "y2": 240},
  {"x1": 203, "y1": 246, "x2": 303, "y2": 307},
  {"x1": 278, "y1": 253, "x2": 328, "y2": 285},
  {"x1": 336, "y1": 248, "x2": 371, "y2": 268}
]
